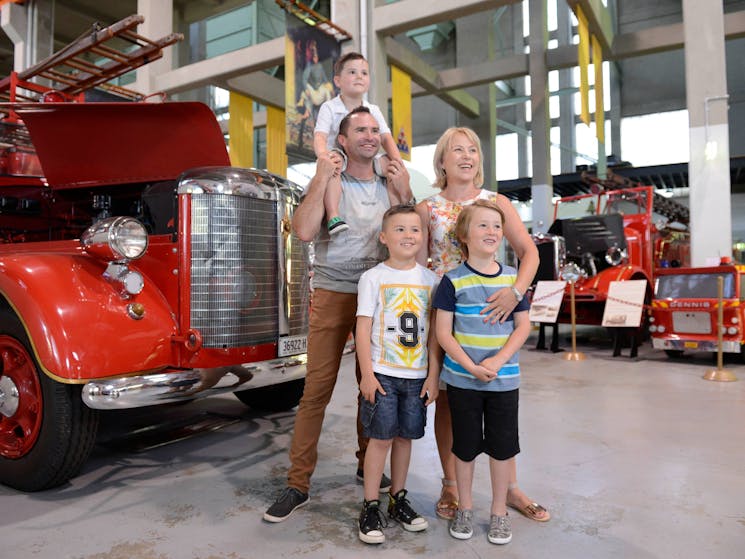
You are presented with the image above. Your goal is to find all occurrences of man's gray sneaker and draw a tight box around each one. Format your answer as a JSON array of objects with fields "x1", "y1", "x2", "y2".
[
  {"x1": 449, "y1": 508, "x2": 474, "y2": 540},
  {"x1": 263, "y1": 487, "x2": 309, "y2": 522},
  {"x1": 488, "y1": 513, "x2": 512, "y2": 544},
  {"x1": 356, "y1": 468, "x2": 392, "y2": 493}
]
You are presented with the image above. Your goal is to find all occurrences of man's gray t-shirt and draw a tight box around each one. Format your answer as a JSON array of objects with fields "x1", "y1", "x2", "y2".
[{"x1": 310, "y1": 173, "x2": 390, "y2": 293}]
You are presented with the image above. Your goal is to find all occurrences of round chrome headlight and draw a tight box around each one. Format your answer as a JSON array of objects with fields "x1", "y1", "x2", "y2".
[
  {"x1": 727, "y1": 326, "x2": 738, "y2": 335},
  {"x1": 649, "y1": 325, "x2": 658, "y2": 332},
  {"x1": 81, "y1": 216, "x2": 149, "y2": 261},
  {"x1": 605, "y1": 246, "x2": 628, "y2": 266}
]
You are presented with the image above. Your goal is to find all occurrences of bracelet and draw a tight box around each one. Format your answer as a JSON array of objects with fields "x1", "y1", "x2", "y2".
[{"x1": 510, "y1": 286, "x2": 523, "y2": 302}]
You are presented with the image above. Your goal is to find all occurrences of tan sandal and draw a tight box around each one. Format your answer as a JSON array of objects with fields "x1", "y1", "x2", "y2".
[
  {"x1": 506, "y1": 483, "x2": 551, "y2": 522},
  {"x1": 435, "y1": 478, "x2": 459, "y2": 520}
]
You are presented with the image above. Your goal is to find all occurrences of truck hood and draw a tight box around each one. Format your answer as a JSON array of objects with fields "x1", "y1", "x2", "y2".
[{"x1": 16, "y1": 102, "x2": 231, "y2": 189}]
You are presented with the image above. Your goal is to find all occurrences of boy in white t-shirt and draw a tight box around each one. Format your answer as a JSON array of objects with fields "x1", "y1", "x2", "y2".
[
  {"x1": 355, "y1": 204, "x2": 440, "y2": 544},
  {"x1": 314, "y1": 52, "x2": 402, "y2": 235}
]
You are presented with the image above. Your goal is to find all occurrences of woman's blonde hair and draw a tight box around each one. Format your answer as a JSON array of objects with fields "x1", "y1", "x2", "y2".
[
  {"x1": 432, "y1": 127, "x2": 485, "y2": 190},
  {"x1": 454, "y1": 198, "x2": 505, "y2": 260}
]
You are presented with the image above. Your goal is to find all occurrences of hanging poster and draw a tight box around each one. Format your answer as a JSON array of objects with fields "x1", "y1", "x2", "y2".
[{"x1": 285, "y1": 14, "x2": 340, "y2": 161}]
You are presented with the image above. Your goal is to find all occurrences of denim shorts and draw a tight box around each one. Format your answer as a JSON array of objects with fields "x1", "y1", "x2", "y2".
[{"x1": 359, "y1": 373, "x2": 427, "y2": 440}]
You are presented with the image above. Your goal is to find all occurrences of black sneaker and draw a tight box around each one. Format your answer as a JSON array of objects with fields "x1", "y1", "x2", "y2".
[
  {"x1": 263, "y1": 487, "x2": 309, "y2": 523},
  {"x1": 356, "y1": 468, "x2": 392, "y2": 493},
  {"x1": 358, "y1": 499, "x2": 388, "y2": 544},
  {"x1": 388, "y1": 489, "x2": 429, "y2": 532}
]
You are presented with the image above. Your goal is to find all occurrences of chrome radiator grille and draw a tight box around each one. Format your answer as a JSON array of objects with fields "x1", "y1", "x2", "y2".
[{"x1": 189, "y1": 193, "x2": 309, "y2": 348}]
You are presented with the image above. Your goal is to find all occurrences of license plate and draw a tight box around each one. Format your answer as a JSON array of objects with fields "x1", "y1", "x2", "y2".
[
  {"x1": 684, "y1": 341, "x2": 699, "y2": 349},
  {"x1": 278, "y1": 334, "x2": 307, "y2": 357}
]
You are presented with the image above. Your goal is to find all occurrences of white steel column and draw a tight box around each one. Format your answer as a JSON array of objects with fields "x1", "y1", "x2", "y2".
[
  {"x1": 683, "y1": 0, "x2": 732, "y2": 265},
  {"x1": 529, "y1": 0, "x2": 553, "y2": 233},
  {"x1": 557, "y1": 0, "x2": 576, "y2": 174},
  {"x1": 134, "y1": 0, "x2": 174, "y2": 96},
  {"x1": 1, "y1": 0, "x2": 53, "y2": 73}
]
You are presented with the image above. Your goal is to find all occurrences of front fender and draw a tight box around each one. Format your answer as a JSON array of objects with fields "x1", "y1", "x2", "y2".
[
  {"x1": 0, "y1": 253, "x2": 178, "y2": 382},
  {"x1": 574, "y1": 265, "x2": 650, "y2": 299}
]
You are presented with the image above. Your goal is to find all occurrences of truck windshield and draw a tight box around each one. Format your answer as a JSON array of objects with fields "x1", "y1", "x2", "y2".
[{"x1": 655, "y1": 272, "x2": 735, "y2": 299}]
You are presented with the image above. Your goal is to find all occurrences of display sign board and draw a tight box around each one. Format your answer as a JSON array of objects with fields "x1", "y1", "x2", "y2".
[
  {"x1": 601, "y1": 280, "x2": 648, "y2": 327},
  {"x1": 529, "y1": 281, "x2": 567, "y2": 323}
]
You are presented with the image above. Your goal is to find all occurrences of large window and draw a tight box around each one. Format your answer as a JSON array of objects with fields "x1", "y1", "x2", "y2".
[{"x1": 621, "y1": 110, "x2": 690, "y2": 166}]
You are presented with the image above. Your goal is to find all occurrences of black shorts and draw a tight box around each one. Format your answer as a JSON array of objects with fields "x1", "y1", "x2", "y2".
[{"x1": 447, "y1": 385, "x2": 519, "y2": 462}]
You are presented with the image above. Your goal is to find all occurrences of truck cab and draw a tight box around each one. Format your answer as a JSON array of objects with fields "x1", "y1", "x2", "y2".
[{"x1": 649, "y1": 260, "x2": 745, "y2": 359}]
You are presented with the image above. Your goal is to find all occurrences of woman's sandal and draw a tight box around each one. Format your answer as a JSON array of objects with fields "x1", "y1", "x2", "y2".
[
  {"x1": 435, "y1": 478, "x2": 459, "y2": 520},
  {"x1": 506, "y1": 483, "x2": 551, "y2": 522}
]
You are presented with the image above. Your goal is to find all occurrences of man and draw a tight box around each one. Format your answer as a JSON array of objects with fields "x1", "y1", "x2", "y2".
[{"x1": 264, "y1": 106, "x2": 413, "y2": 523}]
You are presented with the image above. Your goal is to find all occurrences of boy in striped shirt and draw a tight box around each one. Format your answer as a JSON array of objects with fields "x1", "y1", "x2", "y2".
[{"x1": 433, "y1": 198, "x2": 531, "y2": 545}]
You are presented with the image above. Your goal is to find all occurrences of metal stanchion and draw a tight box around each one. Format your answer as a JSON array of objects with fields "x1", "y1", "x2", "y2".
[
  {"x1": 561, "y1": 263, "x2": 586, "y2": 361},
  {"x1": 703, "y1": 276, "x2": 737, "y2": 382}
]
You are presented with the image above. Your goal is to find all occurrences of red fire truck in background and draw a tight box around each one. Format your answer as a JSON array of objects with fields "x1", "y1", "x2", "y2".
[
  {"x1": 532, "y1": 173, "x2": 690, "y2": 331},
  {"x1": 0, "y1": 16, "x2": 310, "y2": 491},
  {"x1": 649, "y1": 259, "x2": 745, "y2": 360}
]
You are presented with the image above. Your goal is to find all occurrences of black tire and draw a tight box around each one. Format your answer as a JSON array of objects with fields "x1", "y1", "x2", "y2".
[
  {"x1": 0, "y1": 310, "x2": 99, "y2": 491},
  {"x1": 234, "y1": 378, "x2": 305, "y2": 412},
  {"x1": 665, "y1": 349, "x2": 685, "y2": 359}
]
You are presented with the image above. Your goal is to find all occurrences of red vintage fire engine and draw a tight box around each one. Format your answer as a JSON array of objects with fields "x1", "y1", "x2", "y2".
[
  {"x1": 649, "y1": 260, "x2": 745, "y2": 359},
  {"x1": 0, "y1": 17, "x2": 310, "y2": 491},
  {"x1": 532, "y1": 173, "x2": 690, "y2": 330}
]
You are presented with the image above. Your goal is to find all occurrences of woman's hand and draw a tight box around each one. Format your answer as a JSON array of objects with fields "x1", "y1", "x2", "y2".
[{"x1": 481, "y1": 288, "x2": 520, "y2": 324}]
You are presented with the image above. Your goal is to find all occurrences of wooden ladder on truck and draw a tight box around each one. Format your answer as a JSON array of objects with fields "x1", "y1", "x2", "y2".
[{"x1": 0, "y1": 14, "x2": 182, "y2": 116}]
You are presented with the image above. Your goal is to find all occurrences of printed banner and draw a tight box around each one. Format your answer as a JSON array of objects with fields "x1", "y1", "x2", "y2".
[
  {"x1": 592, "y1": 35, "x2": 604, "y2": 143},
  {"x1": 391, "y1": 65, "x2": 412, "y2": 161},
  {"x1": 285, "y1": 14, "x2": 340, "y2": 161},
  {"x1": 577, "y1": 5, "x2": 590, "y2": 126}
]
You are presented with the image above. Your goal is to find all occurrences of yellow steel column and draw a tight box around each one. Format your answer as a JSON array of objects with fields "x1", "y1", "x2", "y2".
[
  {"x1": 228, "y1": 92, "x2": 254, "y2": 168},
  {"x1": 266, "y1": 105, "x2": 287, "y2": 175}
]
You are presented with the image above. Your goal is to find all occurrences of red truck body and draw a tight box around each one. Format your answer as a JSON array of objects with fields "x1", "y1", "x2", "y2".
[
  {"x1": 0, "y1": 22, "x2": 311, "y2": 491},
  {"x1": 532, "y1": 184, "x2": 690, "y2": 328},
  {"x1": 650, "y1": 263, "x2": 745, "y2": 358}
]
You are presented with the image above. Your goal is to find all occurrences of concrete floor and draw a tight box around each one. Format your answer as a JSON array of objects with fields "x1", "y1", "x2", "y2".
[{"x1": 2, "y1": 333, "x2": 745, "y2": 559}]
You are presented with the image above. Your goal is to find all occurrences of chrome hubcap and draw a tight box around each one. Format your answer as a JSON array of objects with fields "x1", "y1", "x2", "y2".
[{"x1": 0, "y1": 375, "x2": 20, "y2": 418}]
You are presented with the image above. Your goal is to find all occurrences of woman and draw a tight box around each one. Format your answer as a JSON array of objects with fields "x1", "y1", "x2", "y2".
[{"x1": 415, "y1": 127, "x2": 550, "y2": 523}]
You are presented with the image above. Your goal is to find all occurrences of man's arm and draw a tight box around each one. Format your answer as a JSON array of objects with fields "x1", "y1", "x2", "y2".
[{"x1": 292, "y1": 153, "x2": 338, "y2": 241}]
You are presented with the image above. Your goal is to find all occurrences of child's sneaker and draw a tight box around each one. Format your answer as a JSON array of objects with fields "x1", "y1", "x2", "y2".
[
  {"x1": 449, "y1": 508, "x2": 473, "y2": 540},
  {"x1": 327, "y1": 216, "x2": 348, "y2": 235},
  {"x1": 387, "y1": 489, "x2": 428, "y2": 532},
  {"x1": 358, "y1": 499, "x2": 388, "y2": 544},
  {"x1": 488, "y1": 513, "x2": 512, "y2": 544}
]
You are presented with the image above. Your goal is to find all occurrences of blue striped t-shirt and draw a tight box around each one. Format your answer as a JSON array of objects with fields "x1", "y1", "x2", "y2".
[{"x1": 433, "y1": 261, "x2": 530, "y2": 392}]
